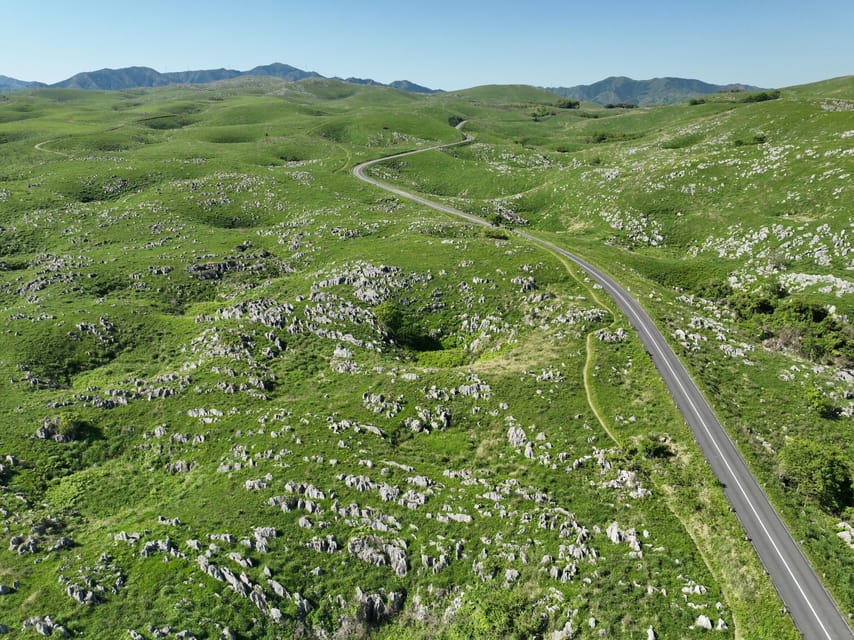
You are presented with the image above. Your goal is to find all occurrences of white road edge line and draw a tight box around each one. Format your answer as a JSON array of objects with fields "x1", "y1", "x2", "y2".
[{"x1": 599, "y1": 271, "x2": 833, "y2": 640}]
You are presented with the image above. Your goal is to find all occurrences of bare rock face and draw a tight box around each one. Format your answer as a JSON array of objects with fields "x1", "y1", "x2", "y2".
[
  {"x1": 551, "y1": 621, "x2": 575, "y2": 640},
  {"x1": 293, "y1": 592, "x2": 312, "y2": 617},
  {"x1": 164, "y1": 460, "x2": 194, "y2": 474},
  {"x1": 268, "y1": 579, "x2": 289, "y2": 599},
  {"x1": 507, "y1": 425, "x2": 527, "y2": 447},
  {"x1": 348, "y1": 536, "x2": 409, "y2": 576},
  {"x1": 10, "y1": 535, "x2": 38, "y2": 554},
  {"x1": 355, "y1": 587, "x2": 405, "y2": 625},
  {"x1": 837, "y1": 522, "x2": 854, "y2": 549},
  {"x1": 694, "y1": 614, "x2": 712, "y2": 630},
  {"x1": 50, "y1": 536, "x2": 74, "y2": 552},
  {"x1": 23, "y1": 616, "x2": 69, "y2": 637},
  {"x1": 421, "y1": 553, "x2": 449, "y2": 574},
  {"x1": 306, "y1": 535, "x2": 338, "y2": 554},
  {"x1": 66, "y1": 583, "x2": 99, "y2": 604}
]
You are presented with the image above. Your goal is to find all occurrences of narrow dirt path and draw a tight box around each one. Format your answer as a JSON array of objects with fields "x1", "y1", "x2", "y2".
[{"x1": 33, "y1": 140, "x2": 70, "y2": 157}]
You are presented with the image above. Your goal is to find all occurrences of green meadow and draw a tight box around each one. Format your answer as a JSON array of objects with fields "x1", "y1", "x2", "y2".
[{"x1": 0, "y1": 74, "x2": 850, "y2": 638}]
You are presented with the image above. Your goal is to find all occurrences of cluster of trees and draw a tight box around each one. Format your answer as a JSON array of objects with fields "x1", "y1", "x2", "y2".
[
  {"x1": 604, "y1": 102, "x2": 638, "y2": 109},
  {"x1": 529, "y1": 100, "x2": 580, "y2": 122},
  {"x1": 741, "y1": 90, "x2": 781, "y2": 103},
  {"x1": 689, "y1": 90, "x2": 781, "y2": 106},
  {"x1": 530, "y1": 105, "x2": 557, "y2": 121},
  {"x1": 554, "y1": 98, "x2": 580, "y2": 109}
]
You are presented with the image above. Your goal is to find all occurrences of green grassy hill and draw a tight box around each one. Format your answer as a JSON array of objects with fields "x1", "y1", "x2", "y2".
[
  {"x1": 0, "y1": 76, "x2": 850, "y2": 639},
  {"x1": 445, "y1": 84, "x2": 561, "y2": 105}
]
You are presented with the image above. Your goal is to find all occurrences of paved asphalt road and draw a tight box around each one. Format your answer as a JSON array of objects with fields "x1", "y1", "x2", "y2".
[{"x1": 353, "y1": 135, "x2": 853, "y2": 640}]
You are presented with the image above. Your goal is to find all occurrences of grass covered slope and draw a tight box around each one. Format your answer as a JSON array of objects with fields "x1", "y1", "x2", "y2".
[
  {"x1": 0, "y1": 77, "x2": 845, "y2": 639},
  {"x1": 382, "y1": 77, "x2": 854, "y2": 612}
]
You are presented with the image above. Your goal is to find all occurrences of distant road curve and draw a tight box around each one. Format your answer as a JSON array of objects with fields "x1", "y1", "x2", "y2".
[
  {"x1": 33, "y1": 139, "x2": 70, "y2": 157},
  {"x1": 353, "y1": 131, "x2": 853, "y2": 640}
]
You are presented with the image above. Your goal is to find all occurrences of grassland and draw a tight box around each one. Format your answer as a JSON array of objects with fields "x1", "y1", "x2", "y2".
[{"x1": 0, "y1": 74, "x2": 850, "y2": 639}]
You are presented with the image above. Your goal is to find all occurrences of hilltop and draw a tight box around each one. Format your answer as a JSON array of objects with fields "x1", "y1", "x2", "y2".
[
  {"x1": 546, "y1": 76, "x2": 763, "y2": 105},
  {"x1": 445, "y1": 84, "x2": 561, "y2": 104}
]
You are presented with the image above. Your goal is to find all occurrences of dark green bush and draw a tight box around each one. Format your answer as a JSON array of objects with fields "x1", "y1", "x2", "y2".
[
  {"x1": 741, "y1": 90, "x2": 781, "y2": 103},
  {"x1": 780, "y1": 438, "x2": 852, "y2": 513}
]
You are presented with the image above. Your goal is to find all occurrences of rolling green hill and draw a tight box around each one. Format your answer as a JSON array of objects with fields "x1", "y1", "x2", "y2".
[
  {"x1": 0, "y1": 76, "x2": 850, "y2": 639},
  {"x1": 445, "y1": 84, "x2": 565, "y2": 104}
]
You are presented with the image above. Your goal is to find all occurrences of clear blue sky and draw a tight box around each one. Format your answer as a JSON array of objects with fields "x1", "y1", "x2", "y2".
[{"x1": 3, "y1": 0, "x2": 852, "y2": 89}]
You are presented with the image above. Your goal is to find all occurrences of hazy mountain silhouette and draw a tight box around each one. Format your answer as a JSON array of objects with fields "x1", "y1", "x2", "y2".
[{"x1": 546, "y1": 76, "x2": 763, "y2": 105}]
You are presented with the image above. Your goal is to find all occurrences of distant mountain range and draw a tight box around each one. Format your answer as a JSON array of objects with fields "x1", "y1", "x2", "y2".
[
  {"x1": 0, "y1": 74, "x2": 47, "y2": 91},
  {"x1": 1, "y1": 65, "x2": 764, "y2": 104},
  {"x1": 545, "y1": 76, "x2": 763, "y2": 106},
  {"x1": 0, "y1": 63, "x2": 441, "y2": 94}
]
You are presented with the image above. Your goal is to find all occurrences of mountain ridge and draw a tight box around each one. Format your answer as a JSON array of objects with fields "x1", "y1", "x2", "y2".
[
  {"x1": 0, "y1": 74, "x2": 47, "y2": 92},
  {"x1": 545, "y1": 76, "x2": 764, "y2": 105},
  {"x1": 2, "y1": 66, "x2": 766, "y2": 101},
  {"x1": 1, "y1": 63, "x2": 441, "y2": 94}
]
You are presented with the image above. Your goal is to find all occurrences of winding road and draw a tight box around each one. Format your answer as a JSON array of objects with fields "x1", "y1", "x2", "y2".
[{"x1": 353, "y1": 131, "x2": 853, "y2": 640}]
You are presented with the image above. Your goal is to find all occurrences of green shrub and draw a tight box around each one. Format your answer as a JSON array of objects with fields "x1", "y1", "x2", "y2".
[
  {"x1": 741, "y1": 90, "x2": 781, "y2": 103},
  {"x1": 733, "y1": 133, "x2": 767, "y2": 146},
  {"x1": 442, "y1": 585, "x2": 549, "y2": 639},
  {"x1": 587, "y1": 131, "x2": 642, "y2": 144},
  {"x1": 779, "y1": 439, "x2": 852, "y2": 513}
]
